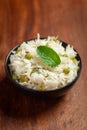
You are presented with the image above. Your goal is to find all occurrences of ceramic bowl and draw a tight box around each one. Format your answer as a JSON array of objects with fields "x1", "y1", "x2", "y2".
[{"x1": 5, "y1": 39, "x2": 82, "y2": 98}]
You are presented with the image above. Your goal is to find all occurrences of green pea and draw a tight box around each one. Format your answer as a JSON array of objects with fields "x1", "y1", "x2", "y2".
[
  {"x1": 12, "y1": 74, "x2": 18, "y2": 80},
  {"x1": 15, "y1": 49, "x2": 21, "y2": 54},
  {"x1": 30, "y1": 68, "x2": 40, "y2": 76},
  {"x1": 46, "y1": 43, "x2": 49, "y2": 47},
  {"x1": 52, "y1": 37, "x2": 58, "y2": 42},
  {"x1": 20, "y1": 75, "x2": 29, "y2": 82},
  {"x1": 39, "y1": 85, "x2": 45, "y2": 90},
  {"x1": 71, "y1": 57, "x2": 77, "y2": 63},
  {"x1": 63, "y1": 68, "x2": 70, "y2": 74},
  {"x1": 30, "y1": 69, "x2": 36, "y2": 76},
  {"x1": 59, "y1": 54, "x2": 68, "y2": 57},
  {"x1": 25, "y1": 52, "x2": 32, "y2": 60}
]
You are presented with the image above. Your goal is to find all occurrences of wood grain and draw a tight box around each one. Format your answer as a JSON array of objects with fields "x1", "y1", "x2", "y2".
[{"x1": 0, "y1": 0, "x2": 87, "y2": 130}]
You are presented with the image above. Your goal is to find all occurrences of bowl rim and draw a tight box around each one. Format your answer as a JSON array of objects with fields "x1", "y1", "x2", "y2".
[{"x1": 5, "y1": 38, "x2": 82, "y2": 93}]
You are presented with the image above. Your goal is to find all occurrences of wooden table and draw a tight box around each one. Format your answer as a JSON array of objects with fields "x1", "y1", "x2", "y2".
[{"x1": 0, "y1": 0, "x2": 87, "y2": 130}]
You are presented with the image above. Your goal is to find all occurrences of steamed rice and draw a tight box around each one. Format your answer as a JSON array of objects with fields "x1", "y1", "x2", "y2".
[{"x1": 9, "y1": 35, "x2": 79, "y2": 90}]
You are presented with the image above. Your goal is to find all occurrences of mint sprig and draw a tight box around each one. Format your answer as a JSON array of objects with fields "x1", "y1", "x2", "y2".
[{"x1": 36, "y1": 46, "x2": 61, "y2": 67}]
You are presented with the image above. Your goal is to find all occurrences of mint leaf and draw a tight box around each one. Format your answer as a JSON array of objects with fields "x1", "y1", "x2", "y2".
[{"x1": 36, "y1": 46, "x2": 61, "y2": 67}]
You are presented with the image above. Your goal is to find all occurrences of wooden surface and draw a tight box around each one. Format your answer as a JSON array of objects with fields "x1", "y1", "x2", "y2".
[{"x1": 0, "y1": 0, "x2": 87, "y2": 130}]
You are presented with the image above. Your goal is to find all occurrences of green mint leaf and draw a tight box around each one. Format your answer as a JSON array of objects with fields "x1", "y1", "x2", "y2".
[{"x1": 36, "y1": 46, "x2": 61, "y2": 67}]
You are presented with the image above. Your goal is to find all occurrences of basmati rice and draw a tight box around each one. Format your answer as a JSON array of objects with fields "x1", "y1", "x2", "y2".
[{"x1": 9, "y1": 35, "x2": 79, "y2": 90}]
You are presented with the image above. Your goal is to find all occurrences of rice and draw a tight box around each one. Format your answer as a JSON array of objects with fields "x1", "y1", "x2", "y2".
[{"x1": 9, "y1": 34, "x2": 79, "y2": 90}]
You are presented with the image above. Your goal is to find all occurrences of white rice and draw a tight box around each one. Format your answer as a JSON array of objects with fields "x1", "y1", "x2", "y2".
[{"x1": 9, "y1": 34, "x2": 79, "y2": 90}]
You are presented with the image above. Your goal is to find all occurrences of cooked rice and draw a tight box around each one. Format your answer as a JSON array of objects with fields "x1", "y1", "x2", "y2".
[{"x1": 9, "y1": 34, "x2": 79, "y2": 90}]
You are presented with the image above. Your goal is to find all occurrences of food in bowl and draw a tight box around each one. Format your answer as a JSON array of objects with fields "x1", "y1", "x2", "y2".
[{"x1": 8, "y1": 34, "x2": 80, "y2": 91}]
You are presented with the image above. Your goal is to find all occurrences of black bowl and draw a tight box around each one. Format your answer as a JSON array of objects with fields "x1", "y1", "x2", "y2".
[{"x1": 5, "y1": 39, "x2": 82, "y2": 98}]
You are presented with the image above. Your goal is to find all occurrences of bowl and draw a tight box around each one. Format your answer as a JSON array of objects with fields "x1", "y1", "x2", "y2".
[{"x1": 5, "y1": 38, "x2": 82, "y2": 98}]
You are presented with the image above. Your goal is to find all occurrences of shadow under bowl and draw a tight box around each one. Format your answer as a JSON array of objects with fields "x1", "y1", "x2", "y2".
[{"x1": 5, "y1": 39, "x2": 82, "y2": 98}]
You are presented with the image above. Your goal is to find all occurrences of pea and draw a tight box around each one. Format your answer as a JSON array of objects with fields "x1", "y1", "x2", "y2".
[
  {"x1": 46, "y1": 43, "x2": 49, "y2": 47},
  {"x1": 77, "y1": 66, "x2": 80, "y2": 72},
  {"x1": 30, "y1": 68, "x2": 40, "y2": 76},
  {"x1": 20, "y1": 75, "x2": 29, "y2": 82},
  {"x1": 39, "y1": 85, "x2": 45, "y2": 90},
  {"x1": 59, "y1": 54, "x2": 68, "y2": 57},
  {"x1": 12, "y1": 74, "x2": 18, "y2": 80},
  {"x1": 25, "y1": 52, "x2": 32, "y2": 60},
  {"x1": 52, "y1": 37, "x2": 58, "y2": 42},
  {"x1": 63, "y1": 68, "x2": 70, "y2": 74},
  {"x1": 15, "y1": 49, "x2": 20, "y2": 54},
  {"x1": 71, "y1": 57, "x2": 77, "y2": 63},
  {"x1": 30, "y1": 69, "x2": 36, "y2": 76}
]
